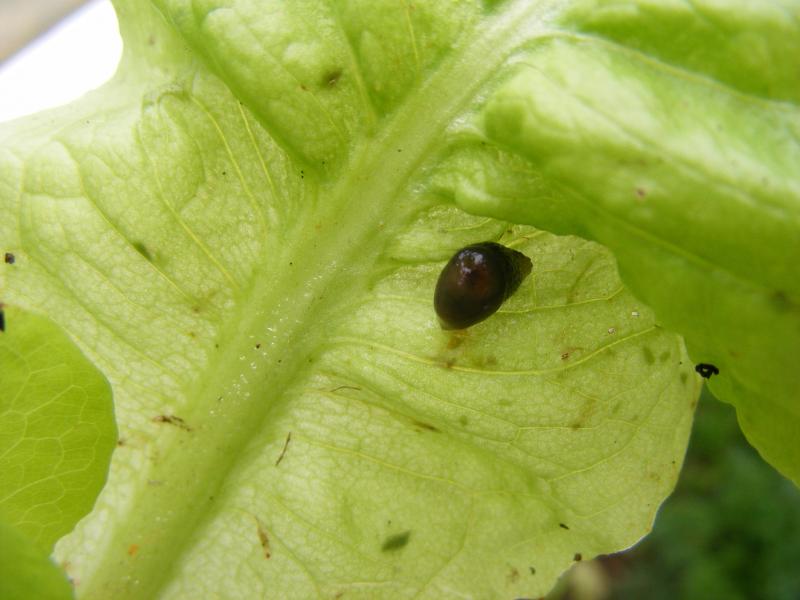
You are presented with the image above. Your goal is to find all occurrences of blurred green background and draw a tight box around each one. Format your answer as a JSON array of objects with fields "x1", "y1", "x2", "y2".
[{"x1": 548, "y1": 388, "x2": 800, "y2": 600}]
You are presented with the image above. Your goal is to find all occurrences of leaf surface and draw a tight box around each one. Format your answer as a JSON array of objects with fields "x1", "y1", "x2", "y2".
[
  {"x1": 438, "y1": 0, "x2": 800, "y2": 484},
  {"x1": 0, "y1": 1, "x2": 710, "y2": 598}
]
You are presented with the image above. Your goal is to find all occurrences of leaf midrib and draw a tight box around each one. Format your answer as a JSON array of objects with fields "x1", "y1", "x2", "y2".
[{"x1": 81, "y1": 2, "x2": 566, "y2": 598}]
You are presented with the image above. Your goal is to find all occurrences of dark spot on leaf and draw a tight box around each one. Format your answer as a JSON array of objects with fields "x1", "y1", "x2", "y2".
[
  {"x1": 458, "y1": 415, "x2": 469, "y2": 427},
  {"x1": 255, "y1": 519, "x2": 271, "y2": 559},
  {"x1": 635, "y1": 187, "x2": 646, "y2": 198},
  {"x1": 447, "y1": 333, "x2": 466, "y2": 349},
  {"x1": 255, "y1": 343, "x2": 261, "y2": 349},
  {"x1": 771, "y1": 291, "x2": 798, "y2": 313},
  {"x1": 381, "y1": 530, "x2": 411, "y2": 552},
  {"x1": 559, "y1": 523, "x2": 569, "y2": 530},
  {"x1": 695, "y1": 363, "x2": 719, "y2": 379},
  {"x1": 574, "y1": 553, "x2": 582, "y2": 561},
  {"x1": 0, "y1": 309, "x2": 4, "y2": 332},
  {"x1": 560, "y1": 346, "x2": 584, "y2": 361},
  {"x1": 322, "y1": 68, "x2": 342, "y2": 87},
  {"x1": 411, "y1": 419, "x2": 440, "y2": 433},
  {"x1": 4, "y1": 252, "x2": 14, "y2": 264},
  {"x1": 133, "y1": 241, "x2": 153, "y2": 262},
  {"x1": 275, "y1": 432, "x2": 292, "y2": 466},
  {"x1": 508, "y1": 566, "x2": 520, "y2": 583},
  {"x1": 127, "y1": 544, "x2": 139, "y2": 557},
  {"x1": 680, "y1": 372, "x2": 688, "y2": 384},
  {"x1": 529, "y1": 566, "x2": 536, "y2": 575},
  {"x1": 152, "y1": 414, "x2": 192, "y2": 431},
  {"x1": 642, "y1": 346, "x2": 655, "y2": 365},
  {"x1": 330, "y1": 385, "x2": 362, "y2": 393}
]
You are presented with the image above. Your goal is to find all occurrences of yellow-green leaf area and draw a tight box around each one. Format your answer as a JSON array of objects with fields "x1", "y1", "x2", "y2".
[
  {"x1": 0, "y1": 518, "x2": 73, "y2": 600},
  {"x1": 0, "y1": 0, "x2": 705, "y2": 598},
  {"x1": 441, "y1": 0, "x2": 800, "y2": 485},
  {"x1": 0, "y1": 306, "x2": 115, "y2": 551}
]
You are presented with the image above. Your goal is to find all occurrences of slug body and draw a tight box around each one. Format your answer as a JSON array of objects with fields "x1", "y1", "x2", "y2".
[
  {"x1": 695, "y1": 363, "x2": 719, "y2": 379},
  {"x1": 434, "y1": 242, "x2": 532, "y2": 330}
]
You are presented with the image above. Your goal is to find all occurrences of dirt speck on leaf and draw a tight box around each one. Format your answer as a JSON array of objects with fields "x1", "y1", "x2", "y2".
[
  {"x1": 322, "y1": 68, "x2": 343, "y2": 87},
  {"x1": 275, "y1": 432, "x2": 292, "y2": 466},
  {"x1": 256, "y1": 519, "x2": 271, "y2": 559},
  {"x1": 152, "y1": 414, "x2": 192, "y2": 431},
  {"x1": 447, "y1": 332, "x2": 467, "y2": 349},
  {"x1": 411, "y1": 419, "x2": 440, "y2": 433}
]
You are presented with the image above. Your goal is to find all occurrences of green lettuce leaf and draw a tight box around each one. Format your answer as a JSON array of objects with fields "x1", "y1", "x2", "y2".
[
  {"x1": 0, "y1": 518, "x2": 73, "y2": 600},
  {"x1": 438, "y1": 0, "x2": 800, "y2": 484},
  {"x1": 0, "y1": 306, "x2": 115, "y2": 552},
  {"x1": 1, "y1": 0, "x2": 766, "y2": 597}
]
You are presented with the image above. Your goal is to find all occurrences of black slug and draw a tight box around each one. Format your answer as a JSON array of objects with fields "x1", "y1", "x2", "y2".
[
  {"x1": 695, "y1": 363, "x2": 719, "y2": 379},
  {"x1": 434, "y1": 241, "x2": 532, "y2": 330}
]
